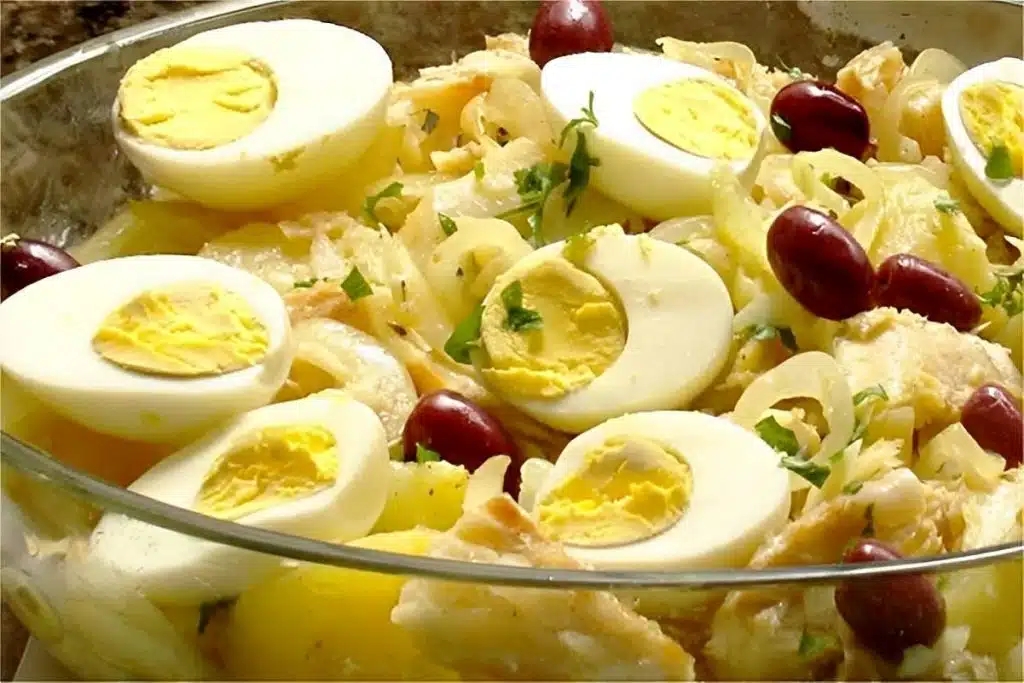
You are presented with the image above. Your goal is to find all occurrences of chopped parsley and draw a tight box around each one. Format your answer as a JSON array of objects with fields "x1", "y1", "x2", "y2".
[
  {"x1": 744, "y1": 323, "x2": 798, "y2": 352},
  {"x1": 292, "y1": 277, "x2": 320, "y2": 289},
  {"x1": 444, "y1": 303, "x2": 483, "y2": 364},
  {"x1": 770, "y1": 113, "x2": 792, "y2": 144},
  {"x1": 842, "y1": 480, "x2": 864, "y2": 495},
  {"x1": 756, "y1": 416, "x2": 831, "y2": 487},
  {"x1": 558, "y1": 90, "x2": 599, "y2": 148},
  {"x1": 798, "y1": 630, "x2": 838, "y2": 659},
  {"x1": 340, "y1": 266, "x2": 373, "y2": 301},
  {"x1": 421, "y1": 108, "x2": 440, "y2": 134},
  {"x1": 853, "y1": 384, "x2": 889, "y2": 406},
  {"x1": 362, "y1": 181, "x2": 403, "y2": 228},
  {"x1": 415, "y1": 443, "x2": 441, "y2": 463},
  {"x1": 500, "y1": 161, "x2": 568, "y2": 245},
  {"x1": 473, "y1": 160, "x2": 485, "y2": 180},
  {"x1": 438, "y1": 212, "x2": 458, "y2": 237},
  {"x1": 985, "y1": 142, "x2": 1014, "y2": 181},
  {"x1": 564, "y1": 130, "x2": 600, "y2": 215},
  {"x1": 501, "y1": 281, "x2": 543, "y2": 332},
  {"x1": 934, "y1": 195, "x2": 961, "y2": 214},
  {"x1": 197, "y1": 598, "x2": 236, "y2": 635},
  {"x1": 978, "y1": 267, "x2": 1024, "y2": 317}
]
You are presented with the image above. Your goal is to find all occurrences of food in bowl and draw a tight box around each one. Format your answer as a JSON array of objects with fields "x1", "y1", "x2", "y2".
[{"x1": 1, "y1": 1, "x2": 1022, "y2": 680}]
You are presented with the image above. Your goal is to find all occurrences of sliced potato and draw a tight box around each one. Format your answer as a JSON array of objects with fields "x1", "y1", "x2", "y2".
[{"x1": 373, "y1": 461, "x2": 469, "y2": 533}]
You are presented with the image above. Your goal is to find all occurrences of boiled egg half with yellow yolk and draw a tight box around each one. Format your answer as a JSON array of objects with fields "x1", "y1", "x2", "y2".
[
  {"x1": 113, "y1": 19, "x2": 393, "y2": 211},
  {"x1": 541, "y1": 52, "x2": 768, "y2": 221},
  {"x1": 89, "y1": 393, "x2": 391, "y2": 604},
  {"x1": 942, "y1": 57, "x2": 1024, "y2": 235},
  {"x1": 0, "y1": 254, "x2": 293, "y2": 443},
  {"x1": 529, "y1": 410, "x2": 791, "y2": 571},
  {"x1": 473, "y1": 224, "x2": 733, "y2": 433}
]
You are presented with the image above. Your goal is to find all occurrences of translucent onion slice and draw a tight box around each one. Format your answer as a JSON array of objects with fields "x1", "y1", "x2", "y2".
[
  {"x1": 731, "y1": 351, "x2": 856, "y2": 461},
  {"x1": 916, "y1": 423, "x2": 1006, "y2": 493},
  {"x1": 517, "y1": 458, "x2": 555, "y2": 511},
  {"x1": 463, "y1": 455, "x2": 511, "y2": 512}
]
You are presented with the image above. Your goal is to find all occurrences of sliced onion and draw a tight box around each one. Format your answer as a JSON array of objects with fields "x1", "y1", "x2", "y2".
[
  {"x1": 648, "y1": 215, "x2": 714, "y2": 245},
  {"x1": 463, "y1": 455, "x2": 510, "y2": 512},
  {"x1": 731, "y1": 351, "x2": 855, "y2": 461},
  {"x1": 656, "y1": 38, "x2": 757, "y2": 88},
  {"x1": 916, "y1": 423, "x2": 1005, "y2": 493},
  {"x1": 710, "y1": 165, "x2": 772, "y2": 278},
  {"x1": 517, "y1": 458, "x2": 555, "y2": 511},
  {"x1": 907, "y1": 48, "x2": 966, "y2": 83}
]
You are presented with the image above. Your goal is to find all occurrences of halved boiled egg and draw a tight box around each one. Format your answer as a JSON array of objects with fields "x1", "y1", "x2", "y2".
[
  {"x1": 89, "y1": 394, "x2": 391, "y2": 604},
  {"x1": 529, "y1": 410, "x2": 791, "y2": 571},
  {"x1": 474, "y1": 224, "x2": 733, "y2": 433},
  {"x1": 541, "y1": 52, "x2": 768, "y2": 220},
  {"x1": 942, "y1": 57, "x2": 1024, "y2": 235},
  {"x1": 113, "y1": 19, "x2": 393, "y2": 210},
  {"x1": 0, "y1": 254, "x2": 293, "y2": 443}
]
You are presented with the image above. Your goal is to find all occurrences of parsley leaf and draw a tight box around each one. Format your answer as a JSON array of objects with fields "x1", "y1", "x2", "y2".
[
  {"x1": 558, "y1": 90, "x2": 599, "y2": 148},
  {"x1": 444, "y1": 304, "x2": 483, "y2": 364},
  {"x1": 340, "y1": 266, "x2": 373, "y2": 301},
  {"x1": 438, "y1": 213, "x2": 458, "y2": 237},
  {"x1": 745, "y1": 323, "x2": 798, "y2": 351},
  {"x1": 934, "y1": 195, "x2": 961, "y2": 214},
  {"x1": 985, "y1": 142, "x2": 1014, "y2": 181},
  {"x1": 780, "y1": 455, "x2": 832, "y2": 488},
  {"x1": 501, "y1": 161, "x2": 568, "y2": 246},
  {"x1": 978, "y1": 267, "x2": 1024, "y2": 317},
  {"x1": 501, "y1": 281, "x2": 543, "y2": 332},
  {"x1": 853, "y1": 384, "x2": 889, "y2": 406},
  {"x1": 474, "y1": 161, "x2": 485, "y2": 180},
  {"x1": 563, "y1": 131, "x2": 600, "y2": 215},
  {"x1": 798, "y1": 630, "x2": 838, "y2": 659},
  {"x1": 755, "y1": 416, "x2": 801, "y2": 456},
  {"x1": 421, "y1": 108, "x2": 440, "y2": 134},
  {"x1": 415, "y1": 443, "x2": 441, "y2": 463},
  {"x1": 292, "y1": 277, "x2": 320, "y2": 289},
  {"x1": 842, "y1": 480, "x2": 864, "y2": 495},
  {"x1": 771, "y1": 113, "x2": 793, "y2": 143},
  {"x1": 362, "y1": 182, "x2": 403, "y2": 228}
]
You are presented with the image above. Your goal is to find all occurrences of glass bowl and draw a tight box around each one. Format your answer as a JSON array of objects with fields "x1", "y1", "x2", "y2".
[{"x1": 1, "y1": 1, "x2": 1022, "y2": 680}]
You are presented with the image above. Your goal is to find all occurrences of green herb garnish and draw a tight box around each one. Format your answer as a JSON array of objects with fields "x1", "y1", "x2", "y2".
[
  {"x1": 501, "y1": 281, "x2": 543, "y2": 332},
  {"x1": 781, "y1": 455, "x2": 832, "y2": 488},
  {"x1": 745, "y1": 323, "x2": 798, "y2": 352},
  {"x1": 842, "y1": 480, "x2": 864, "y2": 495},
  {"x1": 755, "y1": 416, "x2": 801, "y2": 456},
  {"x1": 438, "y1": 212, "x2": 458, "y2": 237},
  {"x1": 978, "y1": 267, "x2": 1024, "y2": 317},
  {"x1": 444, "y1": 303, "x2": 484, "y2": 364},
  {"x1": 563, "y1": 131, "x2": 600, "y2": 215},
  {"x1": 340, "y1": 266, "x2": 373, "y2": 301},
  {"x1": 853, "y1": 384, "x2": 889, "y2": 406},
  {"x1": 500, "y1": 161, "x2": 568, "y2": 245},
  {"x1": 934, "y1": 195, "x2": 961, "y2": 214},
  {"x1": 985, "y1": 142, "x2": 1014, "y2": 181},
  {"x1": 798, "y1": 630, "x2": 838, "y2": 659},
  {"x1": 362, "y1": 182, "x2": 403, "y2": 228},
  {"x1": 474, "y1": 160, "x2": 485, "y2": 180},
  {"x1": 771, "y1": 113, "x2": 793, "y2": 144},
  {"x1": 292, "y1": 277, "x2": 320, "y2": 289},
  {"x1": 563, "y1": 230, "x2": 595, "y2": 265},
  {"x1": 422, "y1": 108, "x2": 439, "y2": 134},
  {"x1": 558, "y1": 90, "x2": 599, "y2": 148},
  {"x1": 415, "y1": 443, "x2": 441, "y2": 463}
]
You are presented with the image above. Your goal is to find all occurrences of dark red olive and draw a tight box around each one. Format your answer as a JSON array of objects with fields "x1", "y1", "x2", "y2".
[
  {"x1": 403, "y1": 389, "x2": 522, "y2": 494},
  {"x1": 770, "y1": 80, "x2": 871, "y2": 159},
  {"x1": 961, "y1": 383, "x2": 1023, "y2": 469},
  {"x1": 766, "y1": 205, "x2": 875, "y2": 320},
  {"x1": 834, "y1": 538, "x2": 946, "y2": 661},
  {"x1": 529, "y1": 0, "x2": 614, "y2": 68},
  {"x1": 874, "y1": 254, "x2": 983, "y2": 331},
  {"x1": 1, "y1": 235, "x2": 79, "y2": 299}
]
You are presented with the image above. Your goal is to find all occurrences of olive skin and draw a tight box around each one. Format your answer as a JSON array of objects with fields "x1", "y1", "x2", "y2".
[
  {"x1": 529, "y1": 0, "x2": 614, "y2": 68},
  {"x1": 402, "y1": 390, "x2": 523, "y2": 494},
  {"x1": 834, "y1": 538, "x2": 946, "y2": 661},
  {"x1": 766, "y1": 205, "x2": 875, "y2": 320},
  {"x1": 770, "y1": 80, "x2": 872, "y2": 159},
  {"x1": 960, "y1": 383, "x2": 1023, "y2": 469},
  {"x1": 1, "y1": 236, "x2": 79, "y2": 299},
  {"x1": 874, "y1": 254, "x2": 982, "y2": 331}
]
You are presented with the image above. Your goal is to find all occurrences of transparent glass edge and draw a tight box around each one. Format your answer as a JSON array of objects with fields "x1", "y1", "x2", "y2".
[{"x1": 3, "y1": 431, "x2": 1021, "y2": 589}]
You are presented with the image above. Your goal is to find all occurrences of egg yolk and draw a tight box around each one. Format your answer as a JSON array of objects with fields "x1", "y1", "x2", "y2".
[
  {"x1": 92, "y1": 282, "x2": 270, "y2": 377},
  {"x1": 959, "y1": 81, "x2": 1024, "y2": 178},
  {"x1": 634, "y1": 78, "x2": 759, "y2": 160},
  {"x1": 196, "y1": 424, "x2": 339, "y2": 520},
  {"x1": 536, "y1": 436, "x2": 692, "y2": 547},
  {"x1": 479, "y1": 258, "x2": 626, "y2": 399},
  {"x1": 118, "y1": 46, "x2": 277, "y2": 150}
]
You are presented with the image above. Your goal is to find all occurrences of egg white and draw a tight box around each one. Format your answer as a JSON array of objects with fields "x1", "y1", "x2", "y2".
[
  {"x1": 942, "y1": 57, "x2": 1024, "y2": 235},
  {"x1": 531, "y1": 410, "x2": 791, "y2": 572},
  {"x1": 541, "y1": 52, "x2": 768, "y2": 221},
  {"x1": 475, "y1": 227, "x2": 734, "y2": 433},
  {"x1": 88, "y1": 394, "x2": 391, "y2": 604},
  {"x1": 0, "y1": 254, "x2": 293, "y2": 443},
  {"x1": 113, "y1": 19, "x2": 393, "y2": 211}
]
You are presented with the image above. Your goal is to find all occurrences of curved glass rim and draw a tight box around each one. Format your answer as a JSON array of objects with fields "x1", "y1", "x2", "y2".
[
  {"x1": 1, "y1": 0, "x2": 1022, "y2": 590},
  {"x1": 3, "y1": 432, "x2": 1022, "y2": 589}
]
